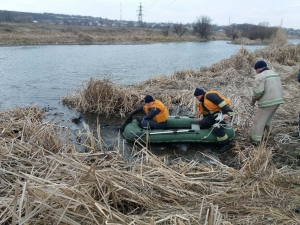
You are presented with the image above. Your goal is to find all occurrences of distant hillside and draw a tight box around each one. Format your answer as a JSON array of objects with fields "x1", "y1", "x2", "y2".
[{"x1": 0, "y1": 10, "x2": 192, "y2": 29}]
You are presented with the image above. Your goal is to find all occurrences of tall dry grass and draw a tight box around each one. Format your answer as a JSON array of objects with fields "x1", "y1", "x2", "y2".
[
  {"x1": 1, "y1": 107, "x2": 300, "y2": 224},
  {"x1": 271, "y1": 27, "x2": 288, "y2": 47},
  {"x1": 61, "y1": 78, "x2": 145, "y2": 117}
]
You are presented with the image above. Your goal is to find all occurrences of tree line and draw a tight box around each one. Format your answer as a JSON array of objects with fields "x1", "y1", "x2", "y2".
[
  {"x1": 1, "y1": 10, "x2": 283, "y2": 40},
  {"x1": 193, "y1": 16, "x2": 282, "y2": 40}
]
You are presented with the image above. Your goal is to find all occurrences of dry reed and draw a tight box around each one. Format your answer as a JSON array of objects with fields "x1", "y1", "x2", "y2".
[
  {"x1": 2, "y1": 39, "x2": 300, "y2": 225},
  {"x1": 1, "y1": 107, "x2": 300, "y2": 224}
]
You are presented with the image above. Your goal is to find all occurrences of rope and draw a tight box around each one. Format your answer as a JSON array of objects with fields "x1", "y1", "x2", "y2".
[
  {"x1": 202, "y1": 113, "x2": 232, "y2": 139},
  {"x1": 275, "y1": 113, "x2": 300, "y2": 144},
  {"x1": 274, "y1": 133, "x2": 299, "y2": 144}
]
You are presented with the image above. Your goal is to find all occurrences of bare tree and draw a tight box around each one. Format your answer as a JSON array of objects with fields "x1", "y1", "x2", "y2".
[
  {"x1": 173, "y1": 23, "x2": 187, "y2": 37},
  {"x1": 161, "y1": 25, "x2": 171, "y2": 37},
  {"x1": 193, "y1": 16, "x2": 212, "y2": 39},
  {"x1": 18, "y1": 16, "x2": 33, "y2": 23},
  {"x1": 258, "y1": 22, "x2": 270, "y2": 27},
  {"x1": 248, "y1": 25, "x2": 277, "y2": 40},
  {"x1": 4, "y1": 11, "x2": 13, "y2": 22},
  {"x1": 224, "y1": 25, "x2": 234, "y2": 38},
  {"x1": 238, "y1": 23, "x2": 252, "y2": 37}
]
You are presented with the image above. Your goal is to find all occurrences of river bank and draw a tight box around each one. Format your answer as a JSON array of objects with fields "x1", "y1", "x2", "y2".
[
  {"x1": 0, "y1": 22, "x2": 230, "y2": 45},
  {"x1": 1, "y1": 86, "x2": 300, "y2": 224},
  {"x1": 1, "y1": 26, "x2": 300, "y2": 224}
]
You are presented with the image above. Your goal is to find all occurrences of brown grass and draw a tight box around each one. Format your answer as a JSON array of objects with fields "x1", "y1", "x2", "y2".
[
  {"x1": 271, "y1": 27, "x2": 288, "y2": 46},
  {"x1": 0, "y1": 22, "x2": 202, "y2": 45},
  {"x1": 1, "y1": 106, "x2": 300, "y2": 224}
]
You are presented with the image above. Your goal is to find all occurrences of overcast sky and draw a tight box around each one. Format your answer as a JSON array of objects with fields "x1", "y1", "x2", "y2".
[{"x1": 2, "y1": 0, "x2": 300, "y2": 29}]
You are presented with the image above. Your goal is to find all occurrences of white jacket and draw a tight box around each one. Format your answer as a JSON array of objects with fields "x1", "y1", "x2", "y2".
[{"x1": 252, "y1": 69, "x2": 283, "y2": 107}]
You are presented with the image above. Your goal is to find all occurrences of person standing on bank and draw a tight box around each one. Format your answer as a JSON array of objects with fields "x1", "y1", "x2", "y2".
[
  {"x1": 126, "y1": 95, "x2": 169, "y2": 129},
  {"x1": 194, "y1": 88, "x2": 234, "y2": 153},
  {"x1": 250, "y1": 60, "x2": 284, "y2": 144}
]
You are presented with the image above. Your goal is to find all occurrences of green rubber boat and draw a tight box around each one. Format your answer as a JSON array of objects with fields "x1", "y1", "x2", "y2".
[{"x1": 122, "y1": 116, "x2": 235, "y2": 143}]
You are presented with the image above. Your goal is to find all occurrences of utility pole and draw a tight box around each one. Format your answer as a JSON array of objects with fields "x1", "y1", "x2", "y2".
[
  {"x1": 137, "y1": 2, "x2": 143, "y2": 27},
  {"x1": 280, "y1": 19, "x2": 283, "y2": 27},
  {"x1": 229, "y1": 17, "x2": 231, "y2": 25}
]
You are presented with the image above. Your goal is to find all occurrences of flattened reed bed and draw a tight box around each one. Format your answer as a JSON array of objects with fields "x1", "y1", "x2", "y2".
[{"x1": 1, "y1": 107, "x2": 300, "y2": 224}]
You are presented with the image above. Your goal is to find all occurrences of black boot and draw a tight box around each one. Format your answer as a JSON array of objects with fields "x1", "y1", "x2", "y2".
[
  {"x1": 264, "y1": 125, "x2": 270, "y2": 132},
  {"x1": 217, "y1": 140, "x2": 232, "y2": 153},
  {"x1": 290, "y1": 132, "x2": 300, "y2": 138},
  {"x1": 218, "y1": 144, "x2": 231, "y2": 153},
  {"x1": 250, "y1": 137, "x2": 260, "y2": 146}
]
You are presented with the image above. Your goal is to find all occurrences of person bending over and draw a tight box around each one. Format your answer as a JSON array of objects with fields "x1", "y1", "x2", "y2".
[
  {"x1": 127, "y1": 95, "x2": 169, "y2": 129},
  {"x1": 194, "y1": 88, "x2": 234, "y2": 153}
]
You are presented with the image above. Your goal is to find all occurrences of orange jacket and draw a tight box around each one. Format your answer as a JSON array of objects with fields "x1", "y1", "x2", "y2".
[
  {"x1": 143, "y1": 100, "x2": 169, "y2": 123},
  {"x1": 198, "y1": 91, "x2": 230, "y2": 115}
]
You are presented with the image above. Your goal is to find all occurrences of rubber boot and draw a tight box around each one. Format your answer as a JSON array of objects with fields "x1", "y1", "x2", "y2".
[
  {"x1": 218, "y1": 144, "x2": 231, "y2": 153},
  {"x1": 217, "y1": 140, "x2": 232, "y2": 153},
  {"x1": 290, "y1": 132, "x2": 300, "y2": 138},
  {"x1": 249, "y1": 136, "x2": 260, "y2": 146},
  {"x1": 264, "y1": 125, "x2": 270, "y2": 132}
]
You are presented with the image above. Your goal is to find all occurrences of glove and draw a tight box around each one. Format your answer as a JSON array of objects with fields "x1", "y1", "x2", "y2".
[
  {"x1": 251, "y1": 96, "x2": 259, "y2": 106},
  {"x1": 126, "y1": 109, "x2": 138, "y2": 118},
  {"x1": 120, "y1": 116, "x2": 133, "y2": 133},
  {"x1": 136, "y1": 116, "x2": 142, "y2": 122}
]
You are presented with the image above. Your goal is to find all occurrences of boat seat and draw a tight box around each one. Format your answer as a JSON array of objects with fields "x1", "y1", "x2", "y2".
[{"x1": 191, "y1": 123, "x2": 200, "y2": 130}]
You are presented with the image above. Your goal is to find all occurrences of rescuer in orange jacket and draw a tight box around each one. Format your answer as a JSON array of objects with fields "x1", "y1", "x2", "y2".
[
  {"x1": 127, "y1": 95, "x2": 169, "y2": 129},
  {"x1": 194, "y1": 88, "x2": 234, "y2": 153}
]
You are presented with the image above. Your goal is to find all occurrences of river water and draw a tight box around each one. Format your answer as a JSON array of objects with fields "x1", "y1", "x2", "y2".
[
  {"x1": 0, "y1": 41, "x2": 267, "y2": 110},
  {"x1": 1, "y1": 40, "x2": 297, "y2": 159}
]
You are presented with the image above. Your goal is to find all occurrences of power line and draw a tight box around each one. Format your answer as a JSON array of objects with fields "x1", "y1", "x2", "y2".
[
  {"x1": 145, "y1": 0, "x2": 177, "y2": 16},
  {"x1": 146, "y1": 0, "x2": 158, "y2": 12}
]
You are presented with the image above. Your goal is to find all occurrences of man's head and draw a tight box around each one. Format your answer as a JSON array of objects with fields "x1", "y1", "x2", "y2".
[
  {"x1": 193, "y1": 88, "x2": 205, "y2": 101},
  {"x1": 254, "y1": 60, "x2": 267, "y2": 73},
  {"x1": 144, "y1": 95, "x2": 154, "y2": 106}
]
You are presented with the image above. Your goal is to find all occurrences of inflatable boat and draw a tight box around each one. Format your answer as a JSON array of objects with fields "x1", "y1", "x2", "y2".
[{"x1": 122, "y1": 116, "x2": 235, "y2": 143}]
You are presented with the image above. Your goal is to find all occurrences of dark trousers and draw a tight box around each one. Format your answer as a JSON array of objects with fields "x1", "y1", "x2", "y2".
[
  {"x1": 198, "y1": 115, "x2": 230, "y2": 145},
  {"x1": 141, "y1": 119, "x2": 167, "y2": 129}
]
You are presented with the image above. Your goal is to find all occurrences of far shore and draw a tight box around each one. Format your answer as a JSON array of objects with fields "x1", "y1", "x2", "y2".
[
  {"x1": 1, "y1": 22, "x2": 299, "y2": 47},
  {"x1": 0, "y1": 22, "x2": 230, "y2": 46}
]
